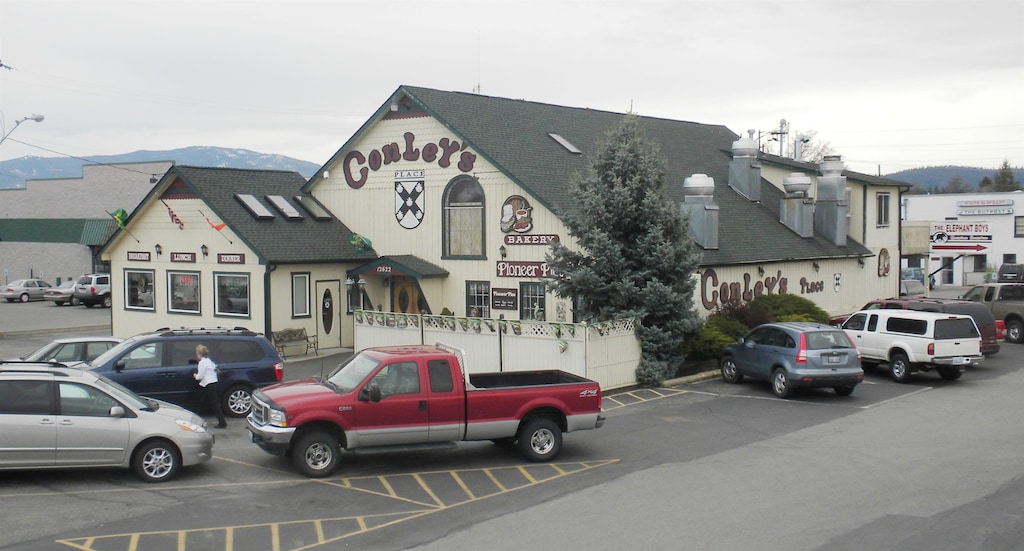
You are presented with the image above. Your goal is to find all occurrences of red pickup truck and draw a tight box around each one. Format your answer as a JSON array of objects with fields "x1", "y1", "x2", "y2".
[{"x1": 246, "y1": 344, "x2": 605, "y2": 477}]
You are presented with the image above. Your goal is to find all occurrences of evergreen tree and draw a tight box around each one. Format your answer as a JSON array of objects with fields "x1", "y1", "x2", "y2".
[
  {"x1": 978, "y1": 176, "x2": 994, "y2": 192},
  {"x1": 992, "y1": 160, "x2": 1022, "y2": 192},
  {"x1": 545, "y1": 114, "x2": 704, "y2": 386}
]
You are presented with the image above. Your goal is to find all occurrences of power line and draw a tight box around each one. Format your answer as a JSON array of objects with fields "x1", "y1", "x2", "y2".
[{"x1": 2, "y1": 137, "x2": 161, "y2": 178}]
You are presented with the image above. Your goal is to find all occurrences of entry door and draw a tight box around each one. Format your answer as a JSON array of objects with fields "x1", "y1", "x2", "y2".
[
  {"x1": 391, "y1": 277, "x2": 421, "y2": 314},
  {"x1": 316, "y1": 280, "x2": 341, "y2": 350}
]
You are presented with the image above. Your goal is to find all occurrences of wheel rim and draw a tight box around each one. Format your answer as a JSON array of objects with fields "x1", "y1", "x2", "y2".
[
  {"x1": 305, "y1": 443, "x2": 333, "y2": 471},
  {"x1": 530, "y1": 428, "x2": 556, "y2": 455},
  {"x1": 227, "y1": 389, "x2": 252, "y2": 415},
  {"x1": 1010, "y1": 324, "x2": 1022, "y2": 342},
  {"x1": 20, "y1": 294, "x2": 29, "y2": 303},
  {"x1": 142, "y1": 447, "x2": 174, "y2": 480},
  {"x1": 722, "y1": 359, "x2": 737, "y2": 381},
  {"x1": 773, "y1": 371, "x2": 788, "y2": 395},
  {"x1": 891, "y1": 360, "x2": 907, "y2": 378}
]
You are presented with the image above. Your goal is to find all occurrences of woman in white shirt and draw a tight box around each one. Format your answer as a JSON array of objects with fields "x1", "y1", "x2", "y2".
[{"x1": 193, "y1": 344, "x2": 227, "y2": 428}]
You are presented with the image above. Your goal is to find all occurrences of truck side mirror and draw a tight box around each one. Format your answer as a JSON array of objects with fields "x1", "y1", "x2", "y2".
[
  {"x1": 114, "y1": 360, "x2": 126, "y2": 372},
  {"x1": 359, "y1": 381, "x2": 382, "y2": 402}
]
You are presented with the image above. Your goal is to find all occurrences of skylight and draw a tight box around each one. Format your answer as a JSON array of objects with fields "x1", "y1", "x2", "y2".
[
  {"x1": 548, "y1": 133, "x2": 581, "y2": 154},
  {"x1": 293, "y1": 195, "x2": 333, "y2": 221},
  {"x1": 235, "y1": 194, "x2": 274, "y2": 220},
  {"x1": 266, "y1": 195, "x2": 304, "y2": 220}
]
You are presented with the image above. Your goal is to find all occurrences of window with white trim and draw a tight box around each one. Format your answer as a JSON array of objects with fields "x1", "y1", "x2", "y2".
[
  {"x1": 125, "y1": 269, "x2": 154, "y2": 311},
  {"x1": 876, "y1": 192, "x2": 891, "y2": 227},
  {"x1": 466, "y1": 281, "x2": 490, "y2": 318},
  {"x1": 443, "y1": 175, "x2": 485, "y2": 258},
  {"x1": 168, "y1": 271, "x2": 200, "y2": 314},
  {"x1": 520, "y1": 282, "x2": 546, "y2": 321}
]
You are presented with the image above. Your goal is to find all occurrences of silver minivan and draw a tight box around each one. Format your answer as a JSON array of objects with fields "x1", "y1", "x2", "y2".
[{"x1": 0, "y1": 362, "x2": 214, "y2": 482}]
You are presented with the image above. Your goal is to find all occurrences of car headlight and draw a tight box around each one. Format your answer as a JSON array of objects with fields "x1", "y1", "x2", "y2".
[
  {"x1": 268, "y1": 408, "x2": 288, "y2": 427},
  {"x1": 176, "y1": 419, "x2": 208, "y2": 433}
]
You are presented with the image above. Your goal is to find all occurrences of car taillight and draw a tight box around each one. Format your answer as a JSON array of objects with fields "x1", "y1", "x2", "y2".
[
  {"x1": 996, "y1": 320, "x2": 1005, "y2": 340},
  {"x1": 90, "y1": 286, "x2": 97, "y2": 295},
  {"x1": 274, "y1": 361, "x2": 283, "y2": 382},
  {"x1": 927, "y1": 343, "x2": 934, "y2": 355},
  {"x1": 796, "y1": 333, "x2": 807, "y2": 363}
]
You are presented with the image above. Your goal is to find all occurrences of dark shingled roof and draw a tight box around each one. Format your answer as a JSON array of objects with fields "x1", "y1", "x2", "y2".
[
  {"x1": 348, "y1": 255, "x2": 449, "y2": 279},
  {"x1": 109, "y1": 166, "x2": 376, "y2": 264},
  {"x1": 322, "y1": 85, "x2": 879, "y2": 266}
]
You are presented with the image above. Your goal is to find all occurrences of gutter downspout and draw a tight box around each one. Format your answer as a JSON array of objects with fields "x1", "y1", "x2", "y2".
[{"x1": 265, "y1": 262, "x2": 277, "y2": 335}]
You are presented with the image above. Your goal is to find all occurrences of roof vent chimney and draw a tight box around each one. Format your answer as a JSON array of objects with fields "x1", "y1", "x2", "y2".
[
  {"x1": 780, "y1": 173, "x2": 814, "y2": 238},
  {"x1": 728, "y1": 130, "x2": 761, "y2": 202},
  {"x1": 814, "y1": 156, "x2": 848, "y2": 246},
  {"x1": 680, "y1": 174, "x2": 719, "y2": 249}
]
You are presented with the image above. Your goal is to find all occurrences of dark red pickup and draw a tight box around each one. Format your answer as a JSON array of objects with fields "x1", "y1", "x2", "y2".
[{"x1": 247, "y1": 344, "x2": 605, "y2": 477}]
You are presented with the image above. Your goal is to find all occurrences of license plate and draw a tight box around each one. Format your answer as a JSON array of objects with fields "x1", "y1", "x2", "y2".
[
  {"x1": 952, "y1": 357, "x2": 967, "y2": 365},
  {"x1": 827, "y1": 355, "x2": 842, "y2": 364}
]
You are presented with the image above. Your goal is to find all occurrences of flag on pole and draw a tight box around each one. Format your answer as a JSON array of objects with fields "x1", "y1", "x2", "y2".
[
  {"x1": 109, "y1": 208, "x2": 128, "y2": 228},
  {"x1": 162, "y1": 200, "x2": 184, "y2": 229},
  {"x1": 206, "y1": 217, "x2": 226, "y2": 231}
]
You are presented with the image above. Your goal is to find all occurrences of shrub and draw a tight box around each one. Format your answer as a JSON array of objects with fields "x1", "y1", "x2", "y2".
[
  {"x1": 750, "y1": 294, "x2": 830, "y2": 324},
  {"x1": 683, "y1": 313, "x2": 749, "y2": 362}
]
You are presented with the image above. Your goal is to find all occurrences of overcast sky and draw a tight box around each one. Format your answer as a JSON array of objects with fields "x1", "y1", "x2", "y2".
[{"x1": 1, "y1": 0, "x2": 1022, "y2": 176}]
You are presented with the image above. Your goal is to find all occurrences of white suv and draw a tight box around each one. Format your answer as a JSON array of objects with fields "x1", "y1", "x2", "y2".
[
  {"x1": 73, "y1": 273, "x2": 111, "y2": 308},
  {"x1": 841, "y1": 309, "x2": 983, "y2": 383}
]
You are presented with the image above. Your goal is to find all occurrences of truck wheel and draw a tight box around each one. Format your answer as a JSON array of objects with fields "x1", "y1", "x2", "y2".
[
  {"x1": 889, "y1": 353, "x2": 913, "y2": 383},
  {"x1": 517, "y1": 418, "x2": 562, "y2": 462},
  {"x1": 292, "y1": 430, "x2": 340, "y2": 477},
  {"x1": 132, "y1": 440, "x2": 180, "y2": 482},
  {"x1": 720, "y1": 356, "x2": 743, "y2": 384},
  {"x1": 222, "y1": 384, "x2": 253, "y2": 417},
  {"x1": 102, "y1": 295, "x2": 112, "y2": 308},
  {"x1": 939, "y1": 367, "x2": 963, "y2": 381},
  {"x1": 1006, "y1": 319, "x2": 1023, "y2": 344},
  {"x1": 771, "y1": 368, "x2": 794, "y2": 398}
]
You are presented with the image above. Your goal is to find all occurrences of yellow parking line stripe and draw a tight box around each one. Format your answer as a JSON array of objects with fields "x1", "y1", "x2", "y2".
[{"x1": 450, "y1": 471, "x2": 476, "y2": 500}]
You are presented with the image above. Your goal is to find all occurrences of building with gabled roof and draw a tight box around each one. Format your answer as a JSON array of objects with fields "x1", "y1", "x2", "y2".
[
  {"x1": 101, "y1": 165, "x2": 379, "y2": 347},
  {"x1": 303, "y1": 85, "x2": 906, "y2": 325}
]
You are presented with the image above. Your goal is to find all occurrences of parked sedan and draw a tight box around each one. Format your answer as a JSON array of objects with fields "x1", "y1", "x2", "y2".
[
  {"x1": 14, "y1": 336, "x2": 123, "y2": 363},
  {"x1": 43, "y1": 280, "x2": 80, "y2": 306},
  {"x1": 719, "y1": 322, "x2": 864, "y2": 398},
  {"x1": 1, "y1": 278, "x2": 52, "y2": 302}
]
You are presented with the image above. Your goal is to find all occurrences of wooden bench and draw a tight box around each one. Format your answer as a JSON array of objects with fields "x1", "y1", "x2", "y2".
[{"x1": 271, "y1": 327, "x2": 318, "y2": 358}]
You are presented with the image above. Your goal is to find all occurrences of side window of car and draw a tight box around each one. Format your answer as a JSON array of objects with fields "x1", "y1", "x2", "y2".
[
  {"x1": 52, "y1": 344, "x2": 80, "y2": 363},
  {"x1": 123, "y1": 342, "x2": 163, "y2": 369},
  {"x1": 844, "y1": 314, "x2": 866, "y2": 331},
  {"x1": 59, "y1": 383, "x2": 119, "y2": 416},
  {"x1": 867, "y1": 314, "x2": 879, "y2": 331},
  {"x1": 746, "y1": 328, "x2": 770, "y2": 344},
  {"x1": 169, "y1": 340, "x2": 200, "y2": 366},
  {"x1": 985, "y1": 287, "x2": 995, "y2": 301},
  {"x1": 0, "y1": 380, "x2": 55, "y2": 414},
  {"x1": 373, "y1": 362, "x2": 421, "y2": 396},
  {"x1": 427, "y1": 360, "x2": 454, "y2": 393}
]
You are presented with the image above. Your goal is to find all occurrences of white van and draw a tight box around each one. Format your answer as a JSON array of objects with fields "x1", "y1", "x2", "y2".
[{"x1": 841, "y1": 309, "x2": 982, "y2": 383}]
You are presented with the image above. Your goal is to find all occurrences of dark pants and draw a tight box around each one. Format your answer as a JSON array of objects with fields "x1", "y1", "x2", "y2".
[{"x1": 200, "y1": 383, "x2": 226, "y2": 426}]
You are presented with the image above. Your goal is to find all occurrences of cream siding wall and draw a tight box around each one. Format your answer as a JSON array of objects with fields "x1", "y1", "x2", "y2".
[
  {"x1": 693, "y1": 259, "x2": 889, "y2": 318},
  {"x1": 104, "y1": 197, "x2": 266, "y2": 338},
  {"x1": 312, "y1": 115, "x2": 581, "y2": 321}
]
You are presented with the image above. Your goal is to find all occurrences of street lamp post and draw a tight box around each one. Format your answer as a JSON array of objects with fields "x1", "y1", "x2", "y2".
[{"x1": 0, "y1": 114, "x2": 45, "y2": 147}]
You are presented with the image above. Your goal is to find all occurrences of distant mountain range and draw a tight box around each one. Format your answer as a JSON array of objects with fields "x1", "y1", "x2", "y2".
[
  {"x1": 884, "y1": 166, "x2": 1024, "y2": 192},
  {"x1": 0, "y1": 146, "x2": 321, "y2": 189},
  {"x1": 1, "y1": 146, "x2": 1019, "y2": 194}
]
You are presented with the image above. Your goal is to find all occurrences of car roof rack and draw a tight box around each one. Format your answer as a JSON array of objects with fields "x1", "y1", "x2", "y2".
[
  {"x1": 0, "y1": 361, "x2": 75, "y2": 376},
  {"x1": 155, "y1": 326, "x2": 255, "y2": 337}
]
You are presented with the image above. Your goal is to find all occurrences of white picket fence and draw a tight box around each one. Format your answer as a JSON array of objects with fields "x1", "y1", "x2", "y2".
[{"x1": 352, "y1": 311, "x2": 641, "y2": 389}]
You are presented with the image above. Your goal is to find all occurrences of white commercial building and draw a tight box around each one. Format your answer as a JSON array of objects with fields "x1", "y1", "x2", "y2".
[{"x1": 902, "y1": 191, "x2": 1023, "y2": 286}]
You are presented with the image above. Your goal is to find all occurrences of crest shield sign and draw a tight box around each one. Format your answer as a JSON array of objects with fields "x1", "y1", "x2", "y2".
[{"x1": 395, "y1": 170, "x2": 425, "y2": 229}]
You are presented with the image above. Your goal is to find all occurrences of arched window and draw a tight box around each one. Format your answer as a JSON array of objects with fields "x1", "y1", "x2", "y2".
[{"x1": 442, "y1": 175, "x2": 484, "y2": 258}]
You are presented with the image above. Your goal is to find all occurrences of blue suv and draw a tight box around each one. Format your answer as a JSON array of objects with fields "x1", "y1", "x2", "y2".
[{"x1": 83, "y1": 327, "x2": 283, "y2": 417}]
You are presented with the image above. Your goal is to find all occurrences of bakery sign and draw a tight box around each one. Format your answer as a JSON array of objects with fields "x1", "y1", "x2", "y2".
[{"x1": 956, "y1": 198, "x2": 1014, "y2": 216}]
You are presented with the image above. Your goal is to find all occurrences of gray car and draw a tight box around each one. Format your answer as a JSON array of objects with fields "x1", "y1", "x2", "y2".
[
  {"x1": 719, "y1": 322, "x2": 864, "y2": 398},
  {"x1": 0, "y1": 362, "x2": 214, "y2": 482},
  {"x1": 1, "y1": 278, "x2": 52, "y2": 302},
  {"x1": 15, "y1": 336, "x2": 123, "y2": 363}
]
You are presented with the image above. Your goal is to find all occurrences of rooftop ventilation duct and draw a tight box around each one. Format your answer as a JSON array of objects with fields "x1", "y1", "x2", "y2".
[
  {"x1": 780, "y1": 173, "x2": 814, "y2": 237},
  {"x1": 680, "y1": 173, "x2": 719, "y2": 249},
  {"x1": 814, "y1": 156, "x2": 848, "y2": 246},
  {"x1": 728, "y1": 130, "x2": 761, "y2": 202}
]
